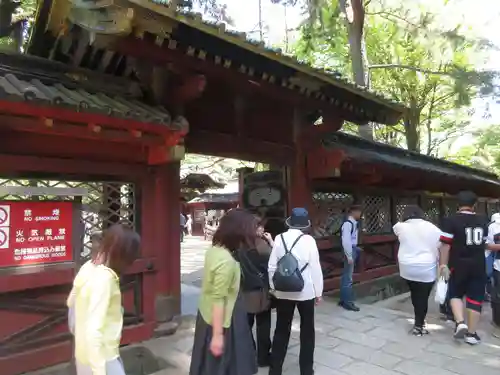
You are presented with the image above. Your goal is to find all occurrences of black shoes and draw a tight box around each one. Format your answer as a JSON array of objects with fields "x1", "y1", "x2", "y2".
[
  {"x1": 258, "y1": 353, "x2": 271, "y2": 368},
  {"x1": 411, "y1": 325, "x2": 429, "y2": 336},
  {"x1": 338, "y1": 301, "x2": 360, "y2": 312}
]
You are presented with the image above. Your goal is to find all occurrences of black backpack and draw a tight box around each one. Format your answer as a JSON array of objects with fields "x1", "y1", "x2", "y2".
[
  {"x1": 239, "y1": 249, "x2": 268, "y2": 292},
  {"x1": 273, "y1": 234, "x2": 307, "y2": 292}
]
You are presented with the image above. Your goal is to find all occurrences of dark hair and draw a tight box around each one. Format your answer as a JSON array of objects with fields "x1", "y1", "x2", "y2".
[
  {"x1": 348, "y1": 204, "x2": 363, "y2": 213},
  {"x1": 212, "y1": 208, "x2": 258, "y2": 253},
  {"x1": 94, "y1": 224, "x2": 141, "y2": 272},
  {"x1": 457, "y1": 190, "x2": 477, "y2": 208},
  {"x1": 402, "y1": 205, "x2": 425, "y2": 221}
]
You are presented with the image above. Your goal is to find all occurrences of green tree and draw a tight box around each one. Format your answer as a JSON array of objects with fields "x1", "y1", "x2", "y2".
[{"x1": 293, "y1": 0, "x2": 499, "y2": 153}]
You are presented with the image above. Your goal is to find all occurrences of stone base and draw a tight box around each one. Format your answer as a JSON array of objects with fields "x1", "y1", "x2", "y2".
[{"x1": 155, "y1": 294, "x2": 180, "y2": 323}]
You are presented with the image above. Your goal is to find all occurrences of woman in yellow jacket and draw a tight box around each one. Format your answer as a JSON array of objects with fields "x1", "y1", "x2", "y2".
[{"x1": 67, "y1": 224, "x2": 140, "y2": 375}]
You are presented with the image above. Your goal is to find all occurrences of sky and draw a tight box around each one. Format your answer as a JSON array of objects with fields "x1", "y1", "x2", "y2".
[{"x1": 194, "y1": 0, "x2": 500, "y2": 147}]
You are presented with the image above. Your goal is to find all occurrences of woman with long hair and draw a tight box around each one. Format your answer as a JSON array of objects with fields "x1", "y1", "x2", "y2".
[
  {"x1": 68, "y1": 224, "x2": 141, "y2": 375},
  {"x1": 393, "y1": 205, "x2": 441, "y2": 336},
  {"x1": 242, "y1": 218, "x2": 274, "y2": 367},
  {"x1": 190, "y1": 208, "x2": 258, "y2": 375}
]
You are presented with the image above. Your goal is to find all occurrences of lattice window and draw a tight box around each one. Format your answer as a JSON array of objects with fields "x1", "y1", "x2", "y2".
[
  {"x1": 476, "y1": 201, "x2": 487, "y2": 216},
  {"x1": 0, "y1": 179, "x2": 136, "y2": 261},
  {"x1": 487, "y1": 202, "x2": 500, "y2": 218},
  {"x1": 363, "y1": 196, "x2": 391, "y2": 233},
  {"x1": 443, "y1": 199, "x2": 458, "y2": 217},
  {"x1": 394, "y1": 196, "x2": 419, "y2": 222},
  {"x1": 422, "y1": 196, "x2": 441, "y2": 224},
  {"x1": 312, "y1": 192, "x2": 354, "y2": 236}
]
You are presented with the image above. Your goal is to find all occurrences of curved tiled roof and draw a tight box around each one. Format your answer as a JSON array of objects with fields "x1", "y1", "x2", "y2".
[
  {"x1": 321, "y1": 132, "x2": 500, "y2": 188},
  {"x1": 62, "y1": 0, "x2": 405, "y2": 125}
]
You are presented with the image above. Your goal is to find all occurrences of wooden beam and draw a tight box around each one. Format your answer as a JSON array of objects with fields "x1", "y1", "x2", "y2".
[
  {"x1": 0, "y1": 153, "x2": 147, "y2": 179},
  {"x1": 112, "y1": 37, "x2": 366, "y2": 122},
  {"x1": 185, "y1": 130, "x2": 295, "y2": 165},
  {"x1": 0, "y1": 131, "x2": 148, "y2": 164}
]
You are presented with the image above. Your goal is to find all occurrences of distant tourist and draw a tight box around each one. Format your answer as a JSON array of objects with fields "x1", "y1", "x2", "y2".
[
  {"x1": 180, "y1": 213, "x2": 186, "y2": 243},
  {"x1": 393, "y1": 205, "x2": 441, "y2": 336},
  {"x1": 268, "y1": 207, "x2": 323, "y2": 375},
  {"x1": 190, "y1": 209, "x2": 257, "y2": 375},
  {"x1": 69, "y1": 224, "x2": 140, "y2": 375},
  {"x1": 487, "y1": 213, "x2": 500, "y2": 327},
  {"x1": 186, "y1": 214, "x2": 193, "y2": 236},
  {"x1": 339, "y1": 205, "x2": 363, "y2": 312}
]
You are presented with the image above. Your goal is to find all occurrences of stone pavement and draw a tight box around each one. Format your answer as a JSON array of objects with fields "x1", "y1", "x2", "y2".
[
  {"x1": 27, "y1": 237, "x2": 500, "y2": 375},
  {"x1": 171, "y1": 236, "x2": 500, "y2": 375},
  {"x1": 145, "y1": 294, "x2": 500, "y2": 375}
]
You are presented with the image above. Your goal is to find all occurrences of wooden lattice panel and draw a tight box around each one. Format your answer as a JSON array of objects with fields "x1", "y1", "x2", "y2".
[
  {"x1": 312, "y1": 192, "x2": 354, "y2": 236},
  {"x1": 394, "y1": 196, "x2": 419, "y2": 222},
  {"x1": 443, "y1": 199, "x2": 458, "y2": 217},
  {"x1": 476, "y1": 201, "x2": 487, "y2": 216},
  {"x1": 0, "y1": 179, "x2": 136, "y2": 261},
  {"x1": 422, "y1": 196, "x2": 441, "y2": 224},
  {"x1": 363, "y1": 196, "x2": 391, "y2": 233}
]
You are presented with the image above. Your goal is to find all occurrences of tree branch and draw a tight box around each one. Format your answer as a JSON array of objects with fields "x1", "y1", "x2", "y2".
[
  {"x1": 425, "y1": 81, "x2": 438, "y2": 155},
  {"x1": 368, "y1": 64, "x2": 450, "y2": 76}
]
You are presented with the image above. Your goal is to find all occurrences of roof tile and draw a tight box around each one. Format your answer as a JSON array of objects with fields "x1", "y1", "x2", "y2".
[{"x1": 0, "y1": 71, "x2": 178, "y2": 129}]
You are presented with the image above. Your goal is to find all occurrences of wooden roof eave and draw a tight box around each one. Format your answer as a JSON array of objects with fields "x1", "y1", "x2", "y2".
[
  {"x1": 125, "y1": 0, "x2": 405, "y2": 111},
  {"x1": 57, "y1": 0, "x2": 405, "y2": 125},
  {"x1": 307, "y1": 132, "x2": 500, "y2": 194}
]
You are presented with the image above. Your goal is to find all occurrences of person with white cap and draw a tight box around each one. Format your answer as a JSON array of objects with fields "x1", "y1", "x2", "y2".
[
  {"x1": 485, "y1": 213, "x2": 500, "y2": 301},
  {"x1": 488, "y1": 213, "x2": 500, "y2": 326},
  {"x1": 268, "y1": 207, "x2": 323, "y2": 375}
]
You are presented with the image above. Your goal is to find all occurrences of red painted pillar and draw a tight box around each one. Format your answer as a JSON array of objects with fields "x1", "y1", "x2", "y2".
[
  {"x1": 153, "y1": 162, "x2": 181, "y2": 321},
  {"x1": 288, "y1": 109, "x2": 313, "y2": 214}
]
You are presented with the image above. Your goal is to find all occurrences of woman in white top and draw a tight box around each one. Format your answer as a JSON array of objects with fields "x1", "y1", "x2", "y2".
[{"x1": 393, "y1": 205, "x2": 441, "y2": 336}]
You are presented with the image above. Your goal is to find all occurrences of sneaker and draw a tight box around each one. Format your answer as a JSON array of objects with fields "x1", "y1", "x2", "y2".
[
  {"x1": 465, "y1": 332, "x2": 481, "y2": 345},
  {"x1": 454, "y1": 322, "x2": 468, "y2": 339},
  {"x1": 339, "y1": 301, "x2": 360, "y2": 312},
  {"x1": 411, "y1": 326, "x2": 429, "y2": 336}
]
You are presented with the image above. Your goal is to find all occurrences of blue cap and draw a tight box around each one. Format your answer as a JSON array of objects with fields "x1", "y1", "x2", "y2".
[{"x1": 285, "y1": 207, "x2": 311, "y2": 230}]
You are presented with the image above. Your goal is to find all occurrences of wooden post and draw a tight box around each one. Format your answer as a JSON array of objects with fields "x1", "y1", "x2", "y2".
[
  {"x1": 152, "y1": 162, "x2": 181, "y2": 322},
  {"x1": 288, "y1": 109, "x2": 313, "y2": 214}
]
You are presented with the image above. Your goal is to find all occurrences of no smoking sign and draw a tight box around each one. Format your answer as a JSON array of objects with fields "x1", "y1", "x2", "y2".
[{"x1": 0, "y1": 205, "x2": 10, "y2": 249}]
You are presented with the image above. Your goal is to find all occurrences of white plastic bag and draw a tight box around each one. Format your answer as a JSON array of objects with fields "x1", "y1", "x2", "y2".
[{"x1": 434, "y1": 277, "x2": 448, "y2": 305}]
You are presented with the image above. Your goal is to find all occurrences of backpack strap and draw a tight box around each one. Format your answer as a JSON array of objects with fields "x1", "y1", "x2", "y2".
[
  {"x1": 280, "y1": 234, "x2": 289, "y2": 253},
  {"x1": 290, "y1": 234, "x2": 308, "y2": 273},
  {"x1": 289, "y1": 234, "x2": 304, "y2": 252},
  {"x1": 281, "y1": 233, "x2": 303, "y2": 253},
  {"x1": 334, "y1": 220, "x2": 354, "y2": 236}
]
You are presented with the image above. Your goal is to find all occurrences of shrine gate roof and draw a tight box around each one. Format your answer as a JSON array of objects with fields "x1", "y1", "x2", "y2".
[
  {"x1": 34, "y1": 1, "x2": 406, "y2": 125},
  {"x1": 146, "y1": 5, "x2": 405, "y2": 124}
]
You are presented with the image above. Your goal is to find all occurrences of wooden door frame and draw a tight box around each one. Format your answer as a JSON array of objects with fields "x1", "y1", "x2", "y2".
[{"x1": 0, "y1": 154, "x2": 157, "y2": 374}]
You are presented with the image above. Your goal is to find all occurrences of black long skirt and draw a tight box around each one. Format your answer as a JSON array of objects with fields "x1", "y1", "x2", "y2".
[{"x1": 189, "y1": 293, "x2": 257, "y2": 375}]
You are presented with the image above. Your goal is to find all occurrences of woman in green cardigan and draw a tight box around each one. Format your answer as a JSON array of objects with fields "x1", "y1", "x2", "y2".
[{"x1": 190, "y1": 209, "x2": 258, "y2": 375}]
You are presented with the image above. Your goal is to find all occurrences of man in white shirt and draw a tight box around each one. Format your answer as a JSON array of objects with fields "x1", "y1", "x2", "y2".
[
  {"x1": 268, "y1": 207, "x2": 323, "y2": 375},
  {"x1": 488, "y1": 213, "x2": 500, "y2": 328}
]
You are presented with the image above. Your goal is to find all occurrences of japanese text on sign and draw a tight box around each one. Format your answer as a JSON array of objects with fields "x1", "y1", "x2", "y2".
[{"x1": 0, "y1": 201, "x2": 73, "y2": 267}]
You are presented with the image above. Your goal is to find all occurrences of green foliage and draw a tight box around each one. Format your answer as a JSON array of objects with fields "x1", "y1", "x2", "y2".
[
  {"x1": 291, "y1": 0, "x2": 499, "y2": 154},
  {"x1": 181, "y1": 154, "x2": 265, "y2": 183}
]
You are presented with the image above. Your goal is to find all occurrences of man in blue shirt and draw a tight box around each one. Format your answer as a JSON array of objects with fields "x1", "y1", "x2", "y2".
[{"x1": 339, "y1": 205, "x2": 362, "y2": 312}]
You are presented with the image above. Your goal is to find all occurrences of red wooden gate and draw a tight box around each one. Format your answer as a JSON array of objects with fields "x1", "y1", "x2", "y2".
[{"x1": 0, "y1": 176, "x2": 156, "y2": 375}]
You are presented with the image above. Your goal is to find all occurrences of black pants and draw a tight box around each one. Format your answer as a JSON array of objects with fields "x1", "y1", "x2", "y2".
[
  {"x1": 180, "y1": 226, "x2": 184, "y2": 242},
  {"x1": 406, "y1": 280, "x2": 434, "y2": 327},
  {"x1": 270, "y1": 299, "x2": 315, "y2": 375},
  {"x1": 247, "y1": 309, "x2": 272, "y2": 364}
]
